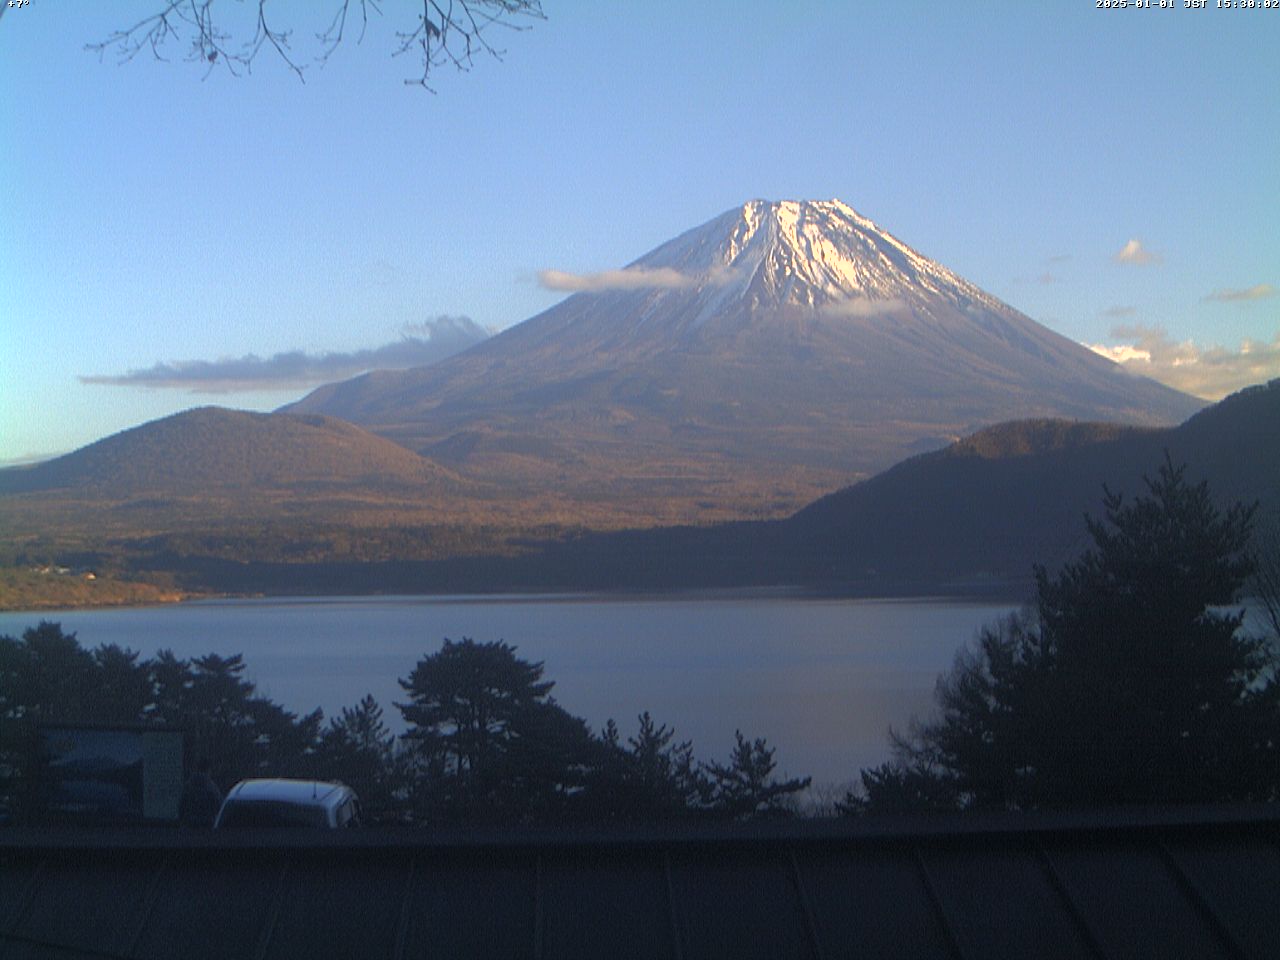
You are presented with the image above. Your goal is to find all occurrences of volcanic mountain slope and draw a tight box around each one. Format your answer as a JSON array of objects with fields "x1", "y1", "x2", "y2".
[
  {"x1": 292, "y1": 199, "x2": 1203, "y2": 520},
  {"x1": 0, "y1": 407, "x2": 468, "y2": 506}
]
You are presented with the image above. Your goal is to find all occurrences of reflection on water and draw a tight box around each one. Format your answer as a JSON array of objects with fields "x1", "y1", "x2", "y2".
[{"x1": 0, "y1": 594, "x2": 1018, "y2": 785}]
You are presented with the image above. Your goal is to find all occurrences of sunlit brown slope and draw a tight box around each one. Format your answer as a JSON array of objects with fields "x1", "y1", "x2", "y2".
[
  {"x1": 0, "y1": 407, "x2": 460, "y2": 497},
  {"x1": 0, "y1": 407, "x2": 489, "y2": 542}
]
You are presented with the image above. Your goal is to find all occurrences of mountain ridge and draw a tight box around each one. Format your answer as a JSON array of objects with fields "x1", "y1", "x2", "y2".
[
  {"x1": 0, "y1": 407, "x2": 465, "y2": 499},
  {"x1": 2, "y1": 383, "x2": 1273, "y2": 607},
  {"x1": 286, "y1": 199, "x2": 1203, "y2": 519},
  {"x1": 781, "y1": 378, "x2": 1280, "y2": 586}
]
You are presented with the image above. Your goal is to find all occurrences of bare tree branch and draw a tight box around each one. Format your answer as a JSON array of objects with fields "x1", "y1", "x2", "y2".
[
  {"x1": 1251, "y1": 514, "x2": 1280, "y2": 642},
  {"x1": 87, "y1": 0, "x2": 544, "y2": 89},
  {"x1": 249, "y1": 1, "x2": 305, "y2": 82},
  {"x1": 87, "y1": 1, "x2": 247, "y2": 79},
  {"x1": 317, "y1": 0, "x2": 380, "y2": 67}
]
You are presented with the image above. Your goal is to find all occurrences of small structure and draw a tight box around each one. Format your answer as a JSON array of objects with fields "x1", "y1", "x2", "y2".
[{"x1": 35, "y1": 723, "x2": 184, "y2": 824}]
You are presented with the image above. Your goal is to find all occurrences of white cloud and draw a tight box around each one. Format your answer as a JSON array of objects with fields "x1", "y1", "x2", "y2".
[
  {"x1": 1204, "y1": 283, "x2": 1276, "y2": 303},
  {"x1": 80, "y1": 316, "x2": 489, "y2": 393},
  {"x1": 1113, "y1": 239, "x2": 1161, "y2": 265},
  {"x1": 820, "y1": 297, "x2": 907, "y2": 318},
  {"x1": 537, "y1": 266, "x2": 697, "y2": 292},
  {"x1": 1087, "y1": 324, "x2": 1280, "y2": 400},
  {"x1": 1102, "y1": 305, "x2": 1137, "y2": 318},
  {"x1": 1090, "y1": 343, "x2": 1152, "y2": 364}
]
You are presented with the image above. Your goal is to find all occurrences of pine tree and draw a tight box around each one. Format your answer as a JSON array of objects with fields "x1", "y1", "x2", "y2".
[
  {"x1": 704, "y1": 731, "x2": 811, "y2": 819},
  {"x1": 857, "y1": 458, "x2": 1280, "y2": 811},
  {"x1": 397, "y1": 638, "x2": 590, "y2": 820},
  {"x1": 316, "y1": 694, "x2": 401, "y2": 819}
]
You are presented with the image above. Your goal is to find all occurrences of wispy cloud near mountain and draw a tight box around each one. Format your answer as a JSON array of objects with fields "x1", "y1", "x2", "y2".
[
  {"x1": 1113, "y1": 239, "x2": 1161, "y2": 265},
  {"x1": 819, "y1": 297, "x2": 907, "y2": 318},
  {"x1": 537, "y1": 266, "x2": 697, "y2": 292},
  {"x1": 1204, "y1": 283, "x2": 1275, "y2": 303},
  {"x1": 80, "y1": 316, "x2": 489, "y2": 393}
]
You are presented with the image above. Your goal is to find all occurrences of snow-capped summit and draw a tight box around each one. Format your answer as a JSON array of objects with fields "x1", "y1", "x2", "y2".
[
  {"x1": 633, "y1": 198, "x2": 996, "y2": 315},
  {"x1": 510, "y1": 198, "x2": 1045, "y2": 353},
  {"x1": 287, "y1": 200, "x2": 1204, "y2": 521}
]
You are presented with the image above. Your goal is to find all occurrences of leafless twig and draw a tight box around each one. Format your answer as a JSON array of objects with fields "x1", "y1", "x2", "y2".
[
  {"x1": 87, "y1": 1, "x2": 245, "y2": 79},
  {"x1": 86, "y1": 0, "x2": 544, "y2": 89},
  {"x1": 317, "y1": 0, "x2": 380, "y2": 67},
  {"x1": 396, "y1": 0, "x2": 543, "y2": 89}
]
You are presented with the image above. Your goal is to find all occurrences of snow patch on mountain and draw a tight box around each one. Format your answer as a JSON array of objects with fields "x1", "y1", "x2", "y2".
[{"x1": 605, "y1": 199, "x2": 1009, "y2": 325}]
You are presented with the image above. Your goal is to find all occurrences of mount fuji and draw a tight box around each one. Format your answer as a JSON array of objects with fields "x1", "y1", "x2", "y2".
[{"x1": 287, "y1": 200, "x2": 1203, "y2": 521}]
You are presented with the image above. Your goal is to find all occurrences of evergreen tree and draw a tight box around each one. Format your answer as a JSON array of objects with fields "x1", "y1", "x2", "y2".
[
  {"x1": 88, "y1": 644, "x2": 154, "y2": 725},
  {"x1": 1251, "y1": 514, "x2": 1280, "y2": 642},
  {"x1": 582, "y1": 713, "x2": 708, "y2": 821},
  {"x1": 855, "y1": 459, "x2": 1279, "y2": 811},
  {"x1": 315, "y1": 694, "x2": 402, "y2": 819},
  {"x1": 0, "y1": 623, "x2": 96, "y2": 819},
  {"x1": 846, "y1": 757, "x2": 961, "y2": 815},
  {"x1": 704, "y1": 731, "x2": 811, "y2": 819},
  {"x1": 499, "y1": 696, "x2": 595, "y2": 820},
  {"x1": 0, "y1": 622, "x2": 98, "y2": 726},
  {"x1": 148, "y1": 650, "x2": 321, "y2": 788},
  {"x1": 397, "y1": 638, "x2": 591, "y2": 820}
]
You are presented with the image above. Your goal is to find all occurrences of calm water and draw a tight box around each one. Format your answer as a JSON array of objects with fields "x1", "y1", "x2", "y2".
[{"x1": 0, "y1": 594, "x2": 1018, "y2": 786}]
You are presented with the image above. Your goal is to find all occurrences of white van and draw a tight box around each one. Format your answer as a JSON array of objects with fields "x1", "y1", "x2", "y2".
[{"x1": 213, "y1": 779, "x2": 362, "y2": 829}]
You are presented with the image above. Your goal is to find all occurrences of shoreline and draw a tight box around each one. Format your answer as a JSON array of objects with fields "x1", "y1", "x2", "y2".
[{"x1": 0, "y1": 576, "x2": 1034, "y2": 616}]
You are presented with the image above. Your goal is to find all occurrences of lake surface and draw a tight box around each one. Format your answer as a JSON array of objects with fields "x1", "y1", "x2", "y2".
[{"x1": 0, "y1": 594, "x2": 1019, "y2": 787}]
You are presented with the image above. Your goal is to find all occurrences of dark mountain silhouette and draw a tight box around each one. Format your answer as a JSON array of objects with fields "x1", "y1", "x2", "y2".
[
  {"x1": 775, "y1": 378, "x2": 1280, "y2": 590},
  {"x1": 287, "y1": 199, "x2": 1203, "y2": 520}
]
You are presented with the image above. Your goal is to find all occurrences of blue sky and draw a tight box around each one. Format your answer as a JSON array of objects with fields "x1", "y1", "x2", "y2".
[{"x1": 2, "y1": 1, "x2": 1277, "y2": 463}]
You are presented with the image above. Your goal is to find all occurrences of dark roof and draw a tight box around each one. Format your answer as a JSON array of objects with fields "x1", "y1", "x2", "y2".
[{"x1": 2, "y1": 804, "x2": 1278, "y2": 959}]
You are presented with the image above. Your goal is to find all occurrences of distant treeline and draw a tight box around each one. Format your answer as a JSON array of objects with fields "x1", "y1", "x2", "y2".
[{"x1": 2, "y1": 518, "x2": 1030, "y2": 605}]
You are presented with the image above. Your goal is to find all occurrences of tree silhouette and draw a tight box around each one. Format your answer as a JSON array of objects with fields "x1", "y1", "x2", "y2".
[
  {"x1": 498, "y1": 695, "x2": 594, "y2": 820},
  {"x1": 88, "y1": 644, "x2": 154, "y2": 725},
  {"x1": 148, "y1": 650, "x2": 322, "y2": 788},
  {"x1": 88, "y1": 0, "x2": 545, "y2": 89},
  {"x1": 704, "y1": 731, "x2": 811, "y2": 819},
  {"x1": 0, "y1": 623, "x2": 100, "y2": 820},
  {"x1": 846, "y1": 756, "x2": 961, "y2": 816},
  {"x1": 315, "y1": 694, "x2": 402, "y2": 819},
  {"x1": 0, "y1": 622, "x2": 99, "y2": 727},
  {"x1": 1251, "y1": 514, "x2": 1280, "y2": 642},
  {"x1": 0, "y1": 627, "x2": 330, "y2": 820},
  {"x1": 397, "y1": 637, "x2": 591, "y2": 820},
  {"x1": 855, "y1": 458, "x2": 1280, "y2": 812},
  {"x1": 583, "y1": 713, "x2": 708, "y2": 821},
  {"x1": 1, "y1": 624, "x2": 821, "y2": 825}
]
